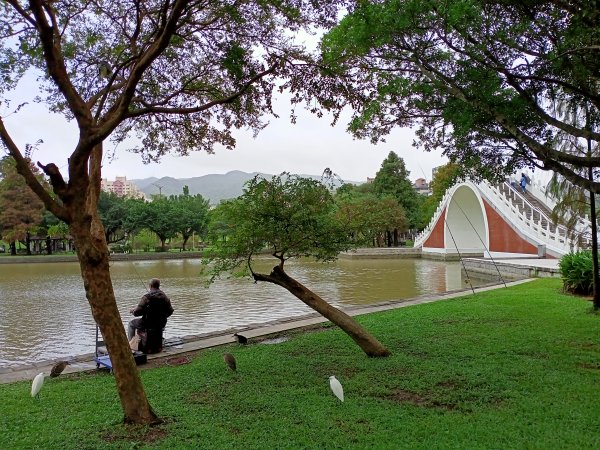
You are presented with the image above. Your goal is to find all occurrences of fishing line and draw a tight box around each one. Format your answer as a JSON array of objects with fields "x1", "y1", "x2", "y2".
[
  {"x1": 130, "y1": 261, "x2": 149, "y2": 291},
  {"x1": 451, "y1": 197, "x2": 507, "y2": 288},
  {"x1": 443, "y1": 215, "x2": 476, "y2": 295}
]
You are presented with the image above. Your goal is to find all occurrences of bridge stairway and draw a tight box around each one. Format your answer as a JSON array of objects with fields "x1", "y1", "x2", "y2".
[
  {"x1": 497, "y1": 182, "x2": 565, "y2": 240},
  {"x1": 500, "y1": 183, "x2": 556, "y2": 227}
]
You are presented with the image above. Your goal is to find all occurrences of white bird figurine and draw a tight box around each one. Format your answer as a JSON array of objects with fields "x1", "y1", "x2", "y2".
[
  {"x1": 329, "y1": 375, "x2": 344, "y2": 402},
  {"x1": 31, "y1": 372, "x2": 44, "y2": 399}
]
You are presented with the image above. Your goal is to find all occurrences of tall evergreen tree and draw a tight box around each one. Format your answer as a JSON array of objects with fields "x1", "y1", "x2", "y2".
[{"x1": 372, "y1": 152, "x2": 421, "y2": 230}]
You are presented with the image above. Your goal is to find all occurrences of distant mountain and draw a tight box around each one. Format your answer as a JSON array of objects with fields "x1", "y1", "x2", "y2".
[{"x1": 131, "y1": 170, "x2": 355, "y2": 204}]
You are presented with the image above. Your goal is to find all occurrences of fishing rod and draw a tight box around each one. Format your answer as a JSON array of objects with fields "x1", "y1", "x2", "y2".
[
  {"x1": 443, "y1": 215, "x2": 476, "y2": 295},
  {"x1": 130, "y1": 261, "x2": 149, "y2": 291},
  {"x1": 451, "y1": 198, "x2": 508, "y2": 288}
]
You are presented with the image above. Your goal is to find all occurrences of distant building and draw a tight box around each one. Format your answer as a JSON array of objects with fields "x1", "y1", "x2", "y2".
[
  {"x1": 413, "y1": 177, "x2": 431, "y2": 196},
  {"x1": 101, "y1": 176, "x2": 146, "y2": 199}
]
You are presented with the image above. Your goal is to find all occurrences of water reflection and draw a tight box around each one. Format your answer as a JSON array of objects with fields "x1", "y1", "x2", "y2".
[{"x1": 0, "y1": 257, "x2": 490, "y2": 367}]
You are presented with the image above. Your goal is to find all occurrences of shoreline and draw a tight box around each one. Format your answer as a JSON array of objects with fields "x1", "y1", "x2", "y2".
[
  {"x1": 0, "y1": 278, "x2": 534, "y2": 384},
  {"x1": 1, "y1": 247, "x2": 417, "y2": 264},
  {"x1": 0, "y1": 251, "x2": 205, "y2": 264},
  {"x1": 0, "y1": 248, "x2": 560, "y2": 281}
]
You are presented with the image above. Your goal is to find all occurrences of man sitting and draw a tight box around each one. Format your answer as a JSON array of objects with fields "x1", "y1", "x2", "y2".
[{"x1": 128, "y1": 278, "x2": 174, "y2": 353}]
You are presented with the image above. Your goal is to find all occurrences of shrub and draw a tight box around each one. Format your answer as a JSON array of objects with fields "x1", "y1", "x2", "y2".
[{"x1": 559, "y1": 250, "x2": 594, "y2": 295}]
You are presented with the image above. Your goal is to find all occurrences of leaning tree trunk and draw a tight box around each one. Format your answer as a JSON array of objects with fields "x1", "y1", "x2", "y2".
[
  {"x1": 70, "y1": 216, "x2": 160, "y2": 425},
  {"x1": 253, "y1": 264, "x2": 391, "y2": 357}
]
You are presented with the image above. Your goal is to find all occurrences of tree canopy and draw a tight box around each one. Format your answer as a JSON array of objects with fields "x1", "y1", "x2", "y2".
[
  {"x1": 98, "y1": 192, "x2": 130, "y2": 244},
  {"x1": 372, "y1": 151, "x2": 421, "y2": 228},
  {"x1": 168, "y1": 187, "x2": 210, "y2": 250},
  {"x1": 206, "y1": 174, "x2": 350, "y2": 274},
  {"x1": 336, "y1": 193, "x2": 407, "y2": 247},
  {"x1": 294, "y1": 0, "x2": 600, "y2": 191},
  {"x1": 0, "y1": 0, "x2": 342, "y2": 424}
]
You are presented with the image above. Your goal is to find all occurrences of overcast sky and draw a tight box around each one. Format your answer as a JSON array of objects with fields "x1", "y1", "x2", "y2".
[{"x1": 3, "y1": 75, "x2": 447, "y2": 184}]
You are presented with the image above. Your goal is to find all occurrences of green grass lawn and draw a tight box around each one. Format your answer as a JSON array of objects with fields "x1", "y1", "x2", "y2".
[{"x1": 1, "y1": 278, "x2": 600, "y2": 449}]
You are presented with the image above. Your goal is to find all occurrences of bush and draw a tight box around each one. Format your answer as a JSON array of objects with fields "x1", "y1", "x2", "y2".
[
  {"x1": 559, "y1": 250, "x2": 594, "y2": 295},
  {"x1": 109, "y1": 243, "x2": 132, "y2": 254}
]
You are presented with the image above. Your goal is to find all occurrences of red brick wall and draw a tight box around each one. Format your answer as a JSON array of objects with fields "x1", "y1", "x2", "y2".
[
  {"x1": 483, "y1": 199, "x2": 538, "y2": 254},
  {"x1": 423, "y1": 207, "x2": 446, "y2": 248}
]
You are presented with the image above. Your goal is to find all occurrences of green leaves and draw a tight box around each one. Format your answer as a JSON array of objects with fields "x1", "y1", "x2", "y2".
[
  {"x1": 204, "y1": 174, "x2": 352, "y2": 280},
  {"x1": 559, "y1": 251, "x2": 594, "y2": 295},
  {"x1": 0, "y1": 156, "x2": 47, "y2": 242},
  {"x1": 220, "y1": 42, "x2": 249, "y2": 82},
  {"x1": 310, "y1": 0, "x2": 600, "y2": 191},
  {"x1": 372, "y1": 151, "x2": 422, "y2": 228}
]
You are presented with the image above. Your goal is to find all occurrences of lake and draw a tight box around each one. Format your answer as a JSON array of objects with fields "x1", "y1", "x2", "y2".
[{"x1": 0, "y1": 256, "x2": 492, "y2": 367}]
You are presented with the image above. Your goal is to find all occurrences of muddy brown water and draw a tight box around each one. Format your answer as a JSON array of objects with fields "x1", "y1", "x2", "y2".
[{"x1": 0, "y1": 257, "x2": 492, "y2": 367}]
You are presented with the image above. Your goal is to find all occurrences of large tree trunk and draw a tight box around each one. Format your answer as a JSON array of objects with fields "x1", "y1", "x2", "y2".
[
  {"x1": 588, "y1": 158, "x2": 600, "y2": 309},
  {"x1": 253, "y1": 264, "x2": 391, "y2": 357},
  {"x1": 70, "y1": 217, "x2": 160, "y2": 425}
]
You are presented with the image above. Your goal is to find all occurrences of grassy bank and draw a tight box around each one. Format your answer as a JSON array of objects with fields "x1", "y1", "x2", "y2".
[{"x1": 1, "y1": 279, "x2": 600, "y2": 449}]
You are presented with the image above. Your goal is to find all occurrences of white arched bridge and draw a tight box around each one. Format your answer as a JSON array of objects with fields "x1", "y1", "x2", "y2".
[{"x1": 414, "y1": 177, "x2": 588, "y2": 260}]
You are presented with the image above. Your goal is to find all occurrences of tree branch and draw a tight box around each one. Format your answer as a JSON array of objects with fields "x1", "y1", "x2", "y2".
[
  {"x1": 5, "y1": 0, "x2": 37, "y2": 27},
  {"x1": 98, "y1": 0, "x2": 190, "y2": 132},
  {"x1": 28, "y1": 0, "x2": 93, "y2": 132},
  {"x1": 415, "y1": 61, "x2": 600, "y2": 175},
  {"x1": 125, "y1": 62, "x2": 279, "y2": 119}
]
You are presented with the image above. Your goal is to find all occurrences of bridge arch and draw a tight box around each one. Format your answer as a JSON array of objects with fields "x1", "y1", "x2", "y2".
[
  {"x1": 421, "y1": 182, "x2": 489, "y2": 257},
  {"x1": 445, "y1": 183, "x2": 489, "y2": 253}
]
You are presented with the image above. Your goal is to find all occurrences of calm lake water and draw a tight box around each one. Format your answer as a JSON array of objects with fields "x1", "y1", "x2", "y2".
[{"x1": 0, "y1": 257, "x2": 491, "y2": 367}]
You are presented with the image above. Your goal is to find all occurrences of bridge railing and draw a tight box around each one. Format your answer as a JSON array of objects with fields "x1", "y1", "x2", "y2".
[
  {"x1": 477, "y1": 182, "x2": 572, "y2": 254},
  {"x1": 481, "y1": 181, "x2": 591, "y2": 252},
  {"x1": 414, "y1": 185, "x2": 455, "y2": 248}
]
